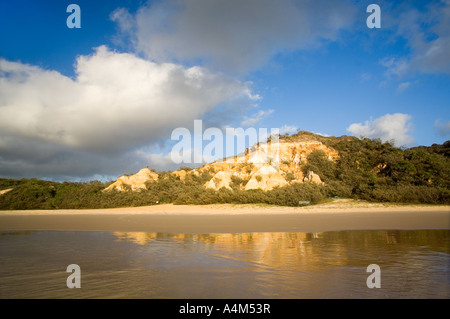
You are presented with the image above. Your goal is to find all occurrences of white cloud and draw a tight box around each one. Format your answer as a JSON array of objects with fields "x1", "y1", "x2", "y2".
[
  {"x1": 115, "y1": 0, "x2": 357, "y2": 73},
  {"x1": 0, "y1": 46, "x2": 258, "y2": 179},
  {"x1": 280, "y1": 125, "x2": 299, "y2": 135},
  {"x1": 396, "y1": 81, "x2": 411, "y2": 93},
  {"x1": 380, "y1": 57, "x2": 410, "y2": 78},
  {"x1": 240, "y1": 109, "x2": 274, "y2": 127},
  {"x1": 312, "y1": 132, "x2": 330, "y2": 137},
  {"x1": 381, "y1": 1, "x2": 450, "y2": 76},
  {"x1": 409, "y1": 1, "x2": 450, "y2": 74},
  {"x1": 110, "y1": 8, "x2": 135, "y2": 34},
  {"x1": 110, "y1": 8, "x2": 136, "y2": 47},
  {"x1": 347, "y1": 113, "x2": 415, "y2": 146}
]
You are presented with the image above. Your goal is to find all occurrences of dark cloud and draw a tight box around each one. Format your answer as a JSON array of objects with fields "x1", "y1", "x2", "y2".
[{"x1": 114, "y1": 0, "x2": 357, "y2": 74}]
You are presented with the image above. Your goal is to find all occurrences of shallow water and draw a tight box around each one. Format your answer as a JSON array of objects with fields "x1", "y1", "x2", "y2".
[{"x1": 0, "y1": 230, "x2": 448, "y2": 298}]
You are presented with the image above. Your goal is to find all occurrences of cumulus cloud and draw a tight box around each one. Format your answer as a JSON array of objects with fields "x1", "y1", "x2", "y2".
[
  {"x1": 114, "y1": 0, "x2": 356, "y2": 73},
  {"x1": 0, "y1": 46, "x2": 258, "y2": 179},
  {"x1": 382, "y1": 1, "x2": 450, "y2": 77},
  {"x1": 408, "y1": 1, "x2": 450, "y2": 74},
  {"x1": 347, "y1": 113, "x2": 414, "y2": 146}
]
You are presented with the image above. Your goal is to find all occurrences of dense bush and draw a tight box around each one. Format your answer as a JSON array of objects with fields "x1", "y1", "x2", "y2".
[{"x1": 304, "y1": 150, "x2": 336, "y2": 182}]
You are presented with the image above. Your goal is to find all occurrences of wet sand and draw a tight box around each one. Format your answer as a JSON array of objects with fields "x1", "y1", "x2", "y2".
[{"x1": 0, "y1": 200, "x2": 448, "y2": 233}]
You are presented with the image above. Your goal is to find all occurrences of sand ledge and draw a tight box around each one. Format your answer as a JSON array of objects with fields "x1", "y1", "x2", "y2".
[
  {"x1": 0, "y1": 201, "x2": 448, "y2": 234},
  {"x1": 0, "y1": 199, "x2": 448, "y2": 215}
]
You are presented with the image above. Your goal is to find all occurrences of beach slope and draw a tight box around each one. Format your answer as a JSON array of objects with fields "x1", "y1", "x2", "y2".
[{"x1": 0, "y1": 200, "x2": 448, "y2": 233}]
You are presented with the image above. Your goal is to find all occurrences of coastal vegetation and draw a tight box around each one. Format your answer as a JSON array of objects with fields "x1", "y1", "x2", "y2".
[{"x1": 0, "y1": 133, "x2": 448, "y2": 209}]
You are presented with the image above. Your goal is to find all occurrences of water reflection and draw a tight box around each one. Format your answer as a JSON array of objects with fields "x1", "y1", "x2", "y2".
[
  {"x1": 0, "y1": 230, "x2": 448, "y2": 298},
  {"x1": 111, "y1": 230, "x2": 450, "y2": 299},
  {"x1": 113, "y1": 230, "x2": 450, "y2": 270}
]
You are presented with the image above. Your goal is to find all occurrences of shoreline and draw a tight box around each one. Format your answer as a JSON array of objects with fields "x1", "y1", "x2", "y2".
[{"x1": 0, "y1": 200, "x2": 448, "y2": 233}]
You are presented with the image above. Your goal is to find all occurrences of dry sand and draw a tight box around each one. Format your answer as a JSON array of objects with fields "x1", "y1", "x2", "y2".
[{"x1": 0, "y1": 199, "x2": 448, "y2": 233}]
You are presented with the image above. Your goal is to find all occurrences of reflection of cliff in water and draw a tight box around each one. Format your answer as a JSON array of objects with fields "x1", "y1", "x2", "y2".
[
  {"x1": 114, "y1": 230, "x2": 450, "y2": 271},
  {"x1": 0, "y1": 230, "x2": 448, "y2": 298}
]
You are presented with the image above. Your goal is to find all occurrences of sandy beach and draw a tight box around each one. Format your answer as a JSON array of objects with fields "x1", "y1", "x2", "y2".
[{"x1": 0, "y1": 200, "x2": 448, "y2": 233}]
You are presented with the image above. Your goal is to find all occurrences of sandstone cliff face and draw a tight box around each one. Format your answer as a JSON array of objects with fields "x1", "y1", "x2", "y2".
[
  {"x1": 205, "y1": 171, "x2": 233, "y2": 190},
  {"x1": 198, "y1": 138, "x2": 337, "y2": 191},
  {"x1": 303, "y1": 171, "x2": 323, "y2": 184},
  {"x1": 105, "y1": 134, "x2": 339, "y2": 192},
  {"x1": 0, "y1": 188, "x2": 13, "y2": 196},
  {"x1": 104, "y1": 168, "x2": 158, "y2": 192},
  {"x1": 245, "y1": 164, "x2": 288, "y2": 191}
]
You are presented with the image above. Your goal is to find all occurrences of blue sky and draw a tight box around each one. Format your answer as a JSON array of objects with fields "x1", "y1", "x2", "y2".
[{"x1": 0, "y1": 0, "x2": 449, "y2": 181}]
